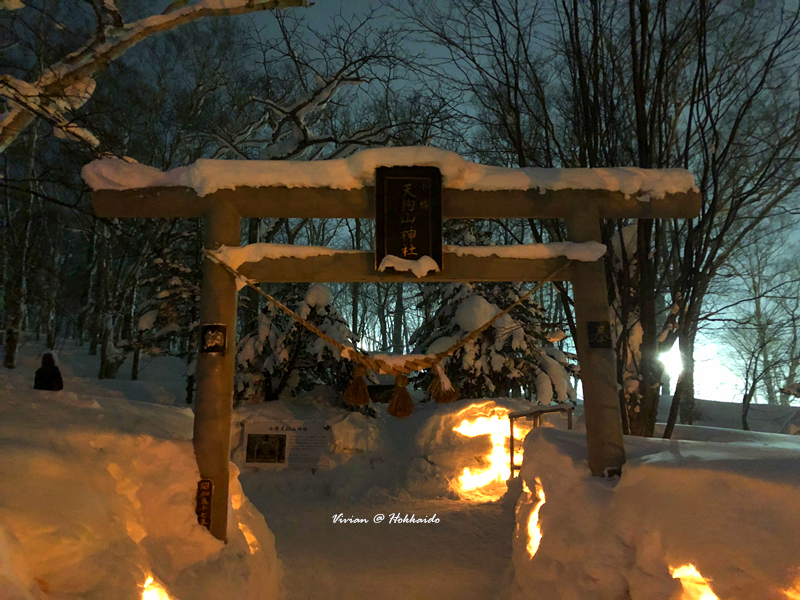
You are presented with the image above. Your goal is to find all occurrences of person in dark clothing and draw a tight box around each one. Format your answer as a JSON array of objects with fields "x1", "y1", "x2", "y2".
[{"x1": 34, "y1": 353, "x2": 63, "y2": 391}]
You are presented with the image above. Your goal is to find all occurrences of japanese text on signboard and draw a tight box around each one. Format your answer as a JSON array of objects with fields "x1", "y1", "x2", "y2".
[{"x1": 375, "y1": 167, "x2": 442, "y2": 270}]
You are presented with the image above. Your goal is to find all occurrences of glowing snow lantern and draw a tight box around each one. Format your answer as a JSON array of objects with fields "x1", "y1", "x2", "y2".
[
  {"x1": 451, "y1": 403, "x2": 529, "y2": 502},
  {"x1": 142, "y1": 575, "x2": 172, "y2": 600},
  {"x1": 669, "y1": 564, "x2": 720, "y2": 600},
  {"x1": 784, "y1": 577, "x2": 800, "y2": 600},
  {"x1": 238, "y1": 522, "x2": 260, "y2": 554},
  {"x1": 524, "y1": 477, "x2": 546, "y2": 558}
]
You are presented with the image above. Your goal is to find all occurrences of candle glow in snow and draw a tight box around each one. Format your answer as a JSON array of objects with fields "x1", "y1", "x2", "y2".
[
  {"x1": 451, "y1": 403, "x2": 529, "y2": 502},
  {"x1": 669, "y1": 564, "x2": 720, "y2": 600},
  {"x1": 524, "y1": 477, "x2": 546, "y2": 558},
  {"x1": 142, "y1": 575, "x2": 172, "y2": 600}
]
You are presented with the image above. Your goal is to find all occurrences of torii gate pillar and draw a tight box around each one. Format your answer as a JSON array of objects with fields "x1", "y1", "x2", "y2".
[
  {"x1": 194, "y1": 199, "x2": 240, "y2": 541},
  {"x1": 566, "y1": 210, "x2": 625, "y2": 476}
]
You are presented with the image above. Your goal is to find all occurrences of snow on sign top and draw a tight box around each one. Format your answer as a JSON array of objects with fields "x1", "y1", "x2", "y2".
[{"x1": 81, "y1": 147, "x2": 698, "y2": 199}]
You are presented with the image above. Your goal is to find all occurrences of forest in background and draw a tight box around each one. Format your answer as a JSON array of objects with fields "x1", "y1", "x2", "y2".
[{"x1": 2, "y1": 0, "x2": 800, "y2": 437}]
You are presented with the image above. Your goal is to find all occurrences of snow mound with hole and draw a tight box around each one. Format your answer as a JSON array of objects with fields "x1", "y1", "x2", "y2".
[
  {"x1": 408, "y1": 398, "x2": 567, "y2": 499},
  {"x1": 513, "y1": 428, "x2": 800, "y2": 600},
  {"x1": 0, "y1": 389, "x2": 280, "y2": 600}
]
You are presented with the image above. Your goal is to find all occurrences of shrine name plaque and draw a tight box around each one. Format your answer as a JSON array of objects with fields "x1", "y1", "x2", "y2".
[{"x1": 375, "y1": 166, "x2": 442, "y2": 270}]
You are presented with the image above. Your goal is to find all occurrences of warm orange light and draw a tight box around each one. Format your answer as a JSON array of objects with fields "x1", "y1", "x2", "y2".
[
  {"x1": 669, "y1": 564, "x2": 720, "y2": 600},
  {"x1": 525, "y1": 477, "x2": 546, "y2": 558},
  {"x1": 451, "y1": 403, "x2": 528, "y2": 502},
  {"x1": 238, "y1": 522, "x2": 260, "y2": 554},
  {"x1": 142, "y1": 575, "x2": 172, "y2": 600},
  {"x1": 784, "y1": 577, "x2": 800, "y2": 600}
]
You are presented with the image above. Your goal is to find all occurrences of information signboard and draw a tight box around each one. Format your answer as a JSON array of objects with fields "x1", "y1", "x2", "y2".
[{"x1": 242, "y1": 421, "x2": 330, "y2": 469}]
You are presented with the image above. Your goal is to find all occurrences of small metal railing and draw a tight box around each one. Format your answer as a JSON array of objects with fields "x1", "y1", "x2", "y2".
[{"x1": 509, "y1": 404, "x2": 574, "y2": 476}]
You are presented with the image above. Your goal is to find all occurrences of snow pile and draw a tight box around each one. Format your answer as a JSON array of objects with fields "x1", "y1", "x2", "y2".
[
  {"x1": 82, "y1": 147, "x2": 697, "y2": 197},
  {"x1": 304, "y1": 283, "x2": 332, "y2": 308},
  {"x1": 454, "y1": 295, "x2": 499, "y2": 332},
  {"x1": 377, "y1": 254, "x2": 440, "y2": 277},
  {"x1": 513, "y1": 428, "x2": 800, "y2": 600},
  {"x1": 329, "y1": 412, "x2": 381, "y2": 454},
  {"x1": 0, "y1": 388, "x2": 280, "y2": 600}
]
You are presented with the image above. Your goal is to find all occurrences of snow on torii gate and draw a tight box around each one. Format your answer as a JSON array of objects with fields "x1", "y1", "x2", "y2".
[{"x1": 83, "y1": 148, "x2": 700, "y2": 542}]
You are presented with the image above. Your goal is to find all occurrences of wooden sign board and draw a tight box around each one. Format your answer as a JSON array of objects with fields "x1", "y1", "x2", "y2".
[{"x1": 375, "y1": 166, "x2": 442, "y2": 270}]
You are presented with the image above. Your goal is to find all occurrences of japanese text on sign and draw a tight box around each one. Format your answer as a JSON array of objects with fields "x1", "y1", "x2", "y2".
[
  {"x1": 375, "y1": 167, "x2": 442, "y2": 271},
  {"x1": 195, "y1": 478, "x2": 213, "y2": 530}
]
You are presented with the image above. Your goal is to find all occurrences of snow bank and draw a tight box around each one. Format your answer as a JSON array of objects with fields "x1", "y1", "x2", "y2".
[
  {"x1": 657, "y1": 398, "x2": 800, "y2": 435},
  {"x1": 82, "y1": 147, "x2": 697, "y2": 198},
  {"x1": 0, "y1": 388, "x2": 281, "y2": 600},
  {"x1": 513, "y1": 428, "x2": 800, "y2": 600}
]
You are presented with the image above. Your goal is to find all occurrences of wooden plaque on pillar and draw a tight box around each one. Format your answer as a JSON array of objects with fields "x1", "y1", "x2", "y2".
[
  {"x1": 587, "y1": 321, "x2": 613, "y2": 349},
  {"x1": 375, "y1": 166, "x2": 442, "y2": 270},
  {"x1": 200, "y1": 323, "x2": 227, "y2": 355},
  {"x1": 195, "y1": 478, "x2": 213, "y2": 530}
]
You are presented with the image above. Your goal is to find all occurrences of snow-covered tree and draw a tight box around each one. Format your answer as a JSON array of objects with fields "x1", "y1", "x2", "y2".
[
  {"x1": 135, "y1": 250, "x2": 201, "y2": 357},
  {"x1": 409, "y1": 282, "x2": 576, "y2": 403},
  {"x1": 235, "y1": 283, "x2": 355, "y2": 404}
]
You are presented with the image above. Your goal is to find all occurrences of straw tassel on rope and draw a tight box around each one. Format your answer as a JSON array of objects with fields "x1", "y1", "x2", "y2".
[
  {"x1": 343, "y1": 363, "x2": 370, "y2": 406},
  {"x1": 427, "y1": 362, "x2": 459, "y2": 403},
  {"x1": 388, "y1": 374, "x2": 414, "y2": 418}
]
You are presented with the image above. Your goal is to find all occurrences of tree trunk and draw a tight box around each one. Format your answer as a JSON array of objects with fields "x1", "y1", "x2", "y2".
[
  {"x1": 44, "y1": 241, "x2": 61, "y2": 350},
  {"x1": 350, "y1": 219, "x2": 362, "y2": 341},
  {"x1": 663, "y1": 330, "x2": 696, "y2": 438},
  {"x1": 742, "y1": 388, "x2": 756, "y2": 431},
  {"x1": 3, "y1": 128, "x2": 38, "y2": 369},
  {"x1": 77, "y1": 225, "x2": 98, "y2": 346},
  {"x1": 392, "y1": 283, "x2": 404, "y2": 354},
  {"x1": 131, "y1": 347, "x2": 140, "y2": 380},
  {"x1": 243, "y1": 217, "x2": 260, "y2": 332},
  {"x1": 627, "y1": 220, "x2": 664, "y2": 437},
  {"x1": 89, "y1": 226, "x2": 109, "y2": 356},
  {"x1": 376, "y1": 284, "x2": 389, "y2": 351}
]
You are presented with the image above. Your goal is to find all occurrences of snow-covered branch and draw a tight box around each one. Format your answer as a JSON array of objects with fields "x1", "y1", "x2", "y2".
[{"x1": 0, "y1": 0, "x2": 308, "y2": 154}]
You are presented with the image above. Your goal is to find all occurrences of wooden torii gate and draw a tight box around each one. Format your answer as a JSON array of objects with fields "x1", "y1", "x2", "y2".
[{"x1": 88, "y1": 155, "x2": 700, "y2": 541}]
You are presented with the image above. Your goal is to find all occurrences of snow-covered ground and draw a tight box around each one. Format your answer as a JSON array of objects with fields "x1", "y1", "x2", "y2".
[
  {"x1": 514, "y1": 427, "x2": 800, "y2": 600},
  {"x1": 0, "y1": 343, "x2": 279, "y2": 600},
  {"x1": 2, "y1": 340, "x2": 800, "y2": 600}
]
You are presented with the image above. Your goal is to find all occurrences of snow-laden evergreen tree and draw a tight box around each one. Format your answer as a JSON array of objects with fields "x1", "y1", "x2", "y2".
[
  {"x1": 235, "y1": 283, "x2": 356, "y2": 404},
  {"x1": 409, "y1": 282, "x2": 576, "y2": 402},
  {"x1": 136, "y1": 247, "x2": 201, "y2": 357},
  {"x1": 409, "y1": 219, "x2": 575, "y2": 403}
]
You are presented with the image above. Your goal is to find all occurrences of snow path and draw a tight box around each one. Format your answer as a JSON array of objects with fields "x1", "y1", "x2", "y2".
[
  {"x1": 243, "y1": 493, "x2": 517, "y2": 600},
  {"x1": 6, "y1": 341, "x2": 522, "y2": 599}
]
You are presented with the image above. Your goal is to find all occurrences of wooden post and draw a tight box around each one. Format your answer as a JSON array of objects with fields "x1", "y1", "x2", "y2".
[
  {"x1": 565, "y1": 209, "x2": 626, "y2": 477},
  {"x1": 194, "y1": 199, "x2": 240, "y2": 541}
]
